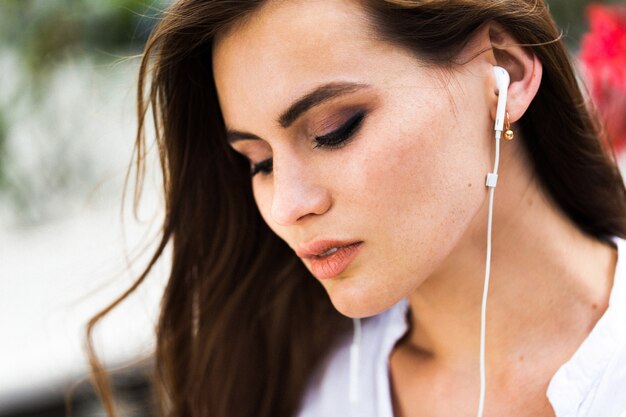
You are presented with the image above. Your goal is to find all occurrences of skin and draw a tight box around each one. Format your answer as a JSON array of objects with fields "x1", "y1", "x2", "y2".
[{"x1": 213, "y1": 0, "x2": 617, "y2": 415}]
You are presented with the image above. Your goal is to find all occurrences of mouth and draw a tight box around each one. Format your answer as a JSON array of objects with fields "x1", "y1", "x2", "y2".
[{"x1": 298, "y1": 241, "x2": 364, "y2": 280}]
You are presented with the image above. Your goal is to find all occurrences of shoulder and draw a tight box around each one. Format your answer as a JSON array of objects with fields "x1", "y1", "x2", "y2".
[
  {"x1": 295, "y1": 299, "x2": 410, "y2": 417},
  {"x1": 548, "y1": 236, "x2": 626, "y2": 416},
  {"x1": 586, "y1": 236, "x2": 626, "y2": 415}
]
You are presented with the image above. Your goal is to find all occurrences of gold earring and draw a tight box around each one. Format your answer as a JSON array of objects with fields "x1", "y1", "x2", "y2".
[{"x1": 504, "y1": 112, "x2": 514, "y2": 141}]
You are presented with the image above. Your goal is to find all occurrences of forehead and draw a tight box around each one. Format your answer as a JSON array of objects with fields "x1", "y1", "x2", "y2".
[{"x1": 211, "y1": 0, "x2": 406, "y2": 128}]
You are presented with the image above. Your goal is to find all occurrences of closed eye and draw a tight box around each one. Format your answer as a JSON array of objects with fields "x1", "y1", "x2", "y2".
[
  {"x1": 250, "y1": 158, "x2": 273, "y2": 177},
  {"x1": 314, "y1": 111, "x2": 365, "y2": 149}
]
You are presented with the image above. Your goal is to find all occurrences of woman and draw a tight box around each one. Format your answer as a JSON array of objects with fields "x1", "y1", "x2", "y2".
[{"x1": 87, "y1": 1, "x2": 626, "y2": 416}]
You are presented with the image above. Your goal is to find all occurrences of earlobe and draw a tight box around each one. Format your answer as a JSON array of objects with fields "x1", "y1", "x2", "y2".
[{"x1": 488, "y1": 24, "x2": 543, "y2": 124}]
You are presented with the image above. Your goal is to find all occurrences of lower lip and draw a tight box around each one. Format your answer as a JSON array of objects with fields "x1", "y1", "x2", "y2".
[{"x1": 308, "y1": 242, "x2": 364, "y2": 280}]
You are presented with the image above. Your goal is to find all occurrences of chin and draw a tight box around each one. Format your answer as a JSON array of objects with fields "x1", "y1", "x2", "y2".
[{"x1": 324, "y1": 280, "x2": 401, "y2": 319}]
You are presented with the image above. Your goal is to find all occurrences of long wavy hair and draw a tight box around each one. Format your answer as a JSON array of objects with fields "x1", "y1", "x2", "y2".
[{"x1": 86, "y1": 1, "x2": 626, "y2": 416}]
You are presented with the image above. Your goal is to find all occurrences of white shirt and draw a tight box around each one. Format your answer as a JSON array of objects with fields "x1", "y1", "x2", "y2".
[{"x1": 296, "y1": 236, "x2": 626, "y2": 417}]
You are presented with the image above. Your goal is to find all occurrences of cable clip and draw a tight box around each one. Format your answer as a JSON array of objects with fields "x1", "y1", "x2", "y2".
[{"x1": 486, "y1": 173, "x2": 498, "y2": 188}]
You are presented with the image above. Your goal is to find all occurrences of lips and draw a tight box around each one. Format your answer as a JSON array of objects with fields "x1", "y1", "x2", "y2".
[{"x1": 296, "y1": 240, "x2": 364, "y2": 280}]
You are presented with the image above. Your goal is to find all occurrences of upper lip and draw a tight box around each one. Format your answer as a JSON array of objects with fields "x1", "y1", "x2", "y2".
[{"x1": 295, "y1": 239, "x2": 362, "y2": 259}]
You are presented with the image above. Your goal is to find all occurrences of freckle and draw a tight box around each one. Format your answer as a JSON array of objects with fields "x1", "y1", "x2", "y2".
[
  {"x1": 592, "y1": 303, "x2": 598, "y2": 310},
  {"x1": 518, "y1": 355, "x2": 525, "y2": 362},
  {"x1": 468, "y1": 183, "x2": 472, "y2": 188}
]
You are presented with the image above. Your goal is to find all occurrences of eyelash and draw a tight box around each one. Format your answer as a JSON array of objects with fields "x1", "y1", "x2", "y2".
[{"x1": 250, "y1": 112, "x2": 366, "y2": 177}]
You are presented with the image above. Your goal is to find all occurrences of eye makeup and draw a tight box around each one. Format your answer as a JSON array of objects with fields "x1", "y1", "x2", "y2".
[
  {"x1": 250, "y1": 158, "x2": 273, "y2": 177},
  {"x1": 313, "y1": 111, "x2": 365, "y2": 149}
]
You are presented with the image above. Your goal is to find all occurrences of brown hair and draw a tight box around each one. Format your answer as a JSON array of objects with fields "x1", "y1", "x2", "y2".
[{"x1": 86, "y1": 1, "x2": 626, "y2": 416}]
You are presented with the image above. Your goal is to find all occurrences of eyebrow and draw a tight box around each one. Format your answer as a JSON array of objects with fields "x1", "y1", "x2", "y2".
[{"x1": 226, "y1": 81, "x2": 369, "y2": 145}]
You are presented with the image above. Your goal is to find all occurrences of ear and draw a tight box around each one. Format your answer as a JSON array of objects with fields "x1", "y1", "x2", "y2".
[{"x1": 487, "y1": 23, "x2": 542, "y2": 124}]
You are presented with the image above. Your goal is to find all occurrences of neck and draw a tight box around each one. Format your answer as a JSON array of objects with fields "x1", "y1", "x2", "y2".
[{"x1": 402, "y1": 136, "x2": 618, "y2": 373}]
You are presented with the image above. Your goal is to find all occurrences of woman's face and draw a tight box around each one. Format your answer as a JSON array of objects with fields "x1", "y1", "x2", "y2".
[{"x1": 213, "y1": 0, "x2": 495, "y2": 318}]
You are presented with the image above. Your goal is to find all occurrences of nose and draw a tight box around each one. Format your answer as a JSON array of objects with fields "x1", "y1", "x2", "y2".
[{"x1": 270, "y1": 157, "x2": 332, "y2": 226}]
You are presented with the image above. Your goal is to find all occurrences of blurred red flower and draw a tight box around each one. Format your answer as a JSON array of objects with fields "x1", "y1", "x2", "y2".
[{"x1": 580, "y1": 4, "x2": 626, "y2": 153}]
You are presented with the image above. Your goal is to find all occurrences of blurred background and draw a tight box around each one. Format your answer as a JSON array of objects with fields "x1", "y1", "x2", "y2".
[
  {"x1": 0, "y1": 1, "x2": 168, "y2": 416},
  {"x1": 0, "y1": 0, "x2": 625, "y2": 416}
]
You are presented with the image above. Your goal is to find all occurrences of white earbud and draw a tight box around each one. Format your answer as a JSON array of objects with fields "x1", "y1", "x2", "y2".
[{"x1": 492, "y1": 66, "x2": 510, "y2": 134}]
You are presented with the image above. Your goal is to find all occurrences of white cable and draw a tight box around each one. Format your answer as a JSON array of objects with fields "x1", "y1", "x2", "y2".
[
  {"x1": 349, "y1": 317, "x2": 362, "y2": 405},
  {"x1": 477, "y1": 132, "x2": 501, "y2": 417}
]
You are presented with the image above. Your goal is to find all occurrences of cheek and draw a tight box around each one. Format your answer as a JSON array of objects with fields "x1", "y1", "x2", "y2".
[
  {"x1": 357, "y1": 114, "x2": 451, "y2": 212},
  {"x1": 354, "y1": 108, "x2": 489, "y2": 271},
  {"x1": 252, "y1": 181, "x2": 277, "y2": 232}
]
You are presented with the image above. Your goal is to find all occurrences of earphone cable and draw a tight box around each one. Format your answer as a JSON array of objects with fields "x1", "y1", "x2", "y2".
[
  {"x1": 477, "y1": 132, "x2": 501, "y2": 417},
  {"x1": 349, "y1": 317, "x2": 362, "y2": 406}
]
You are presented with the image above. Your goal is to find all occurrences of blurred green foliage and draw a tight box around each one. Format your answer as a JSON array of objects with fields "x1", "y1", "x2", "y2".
[
  {"x1": 0, "y1": 0, "x2": 160, "y2": 74},
  {"x1": 546, "y1": 0, "x2": 624, "y2": 47},
  {"x1": 0, "y1": 111, "x2": 7, "y2": 188},
  {"x1": 0, "y1": 0, "x2": 162, "y2": 223}
]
